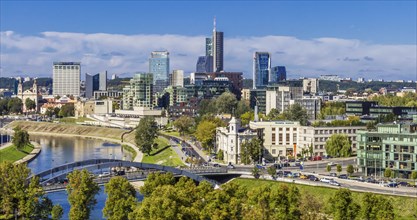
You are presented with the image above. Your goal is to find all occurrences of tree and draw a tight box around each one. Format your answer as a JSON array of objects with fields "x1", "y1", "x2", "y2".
[
  {"x1": 215, "y1": 91, "x2": 238, "y2": 114},
  {"x1": 7, "y1": 97, "x2": 23, "y2": 114},
  {"x1": 300, "y1": 192, "x2": 325, "y2": 220},
  {"x1": 251, "y1": 166, "x2": 260, "y2": 179},
  {"x1": 25, "y1": 98, "x2": 36, "y2": 111},
  {"x1": 217, "y1": 149, "x2": 224, "y2": 161},
  {"x1": 266, "y1": 108, "x2": 280, "y2": 121},
  {"x1": 198, "y1": 99, "x2": 217, "y2": 116},
  {"x1": 240, "y1": 138, "x2": 262, "y2": 165},
  {"x1": 384, "y1": 168, "x2": 392, "y2": 179},
  {"x1": 58, "y1": 104, "x2": 74, "y2": 117},
  {"x1": 240, "y1": 111, "x2": 254, "y2": 126},
  {"x1": 281, "y1": 103, "x2": 309, "y2": 125},
  {"x1": 235, "y1": 100, "x2": 251, "y2": 118},
  {"x1": 411, "y1": 171, "x2": 417, "y2": 181},
  {"x1": 0, "y1": 161, "x2": 52, "y2": 219},
  {"x1": 135, "y1": 116, "x2": 158, "y2": 156},
  {"x1": 326, "y1": 164, "x2": 332, "y2": 173},
  {"x1": 194, "y1": 120, "x2": 217, "y2": 152},
  {"x1": 336, "y1": 164, "x2": 342, "y2": 174},
  {"x1": 139, "y1": 172, "x2": 175, "y2": 197},
  {"x1": 103, "y1": 177, "x2": 137, "y2": 220},
  {"x1": 346, "y1": 164, "x2": 354, "y2": 176},
  {"x1": 327, "y1": 188, "x2": 360, "y2": 220},
  {"x1": 51, "y1": 205, "x2": 64, "y2": 220},
  {"x1": 325, "y1": 134, "x2": 352, "y2": 157},
  {"x1": 66, "y1": 169, "x2": 100, "y2": 220},
  {"x1": 267, "y1": 166, "x2": 277, "y2": 180},
  {"x1": 12, "y1": 126, "x2": 30, "y2": 151},
  {"x1": 360, "y1": 193, "x2": 395, "y2": 220},
  {"x1": 45, "y1": 107, "x2": 55, "y2": 117},
  {"x1": 173, "y1": 116, "x2": 195, "y2": 136}
]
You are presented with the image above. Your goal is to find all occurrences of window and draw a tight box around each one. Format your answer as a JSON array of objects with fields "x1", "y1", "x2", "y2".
[
  {"x1": 272, "y1": 128, "x2": 276, "y2": 131},
  {"x1": 272, "y1": 149, "x2": 276, "y2": 155},
  {"x1": 272, "y1": 133, "x2": 276, "y2": 145}
]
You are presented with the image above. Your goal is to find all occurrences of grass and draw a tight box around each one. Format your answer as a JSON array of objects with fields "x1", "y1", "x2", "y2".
[
  {"x1": 142, "y1": 137, "x2": 184, "y2": 167},
  {"x1": 122, "y1": 144, "x2": 137, "y2": 161},
  {"x1": 0, "y1": 144, "x2": 34, "y2": 163},
  {"x1": 160, "y1": 130, "x2": 181, "y2": 138},
  {"x1": 231, "y1": 178, "x2": 416, "y2": 220},
  {"x1": 59, "y1": 117, "x2": 94, "y2": 124}
]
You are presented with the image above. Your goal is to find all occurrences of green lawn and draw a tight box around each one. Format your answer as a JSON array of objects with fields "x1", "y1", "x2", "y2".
[
  {"x1": 0, "y1": 144, "x2": 34, "y2": 163},
  {"x1": 160, "y1": 130, "x2": 181, "y2": 138},
  {"x1": 231, "y1": 178, "x2": 416, "y2": 220},
  {"x1": 122, "y1": 144, "x2": 137, "y2": 161},
  {"x1": 142, "y1": 137, "x2": 184, "y2": 167}
]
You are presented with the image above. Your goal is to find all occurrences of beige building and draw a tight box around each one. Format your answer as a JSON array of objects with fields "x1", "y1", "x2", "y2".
[
  {"x1": 241, "y1": 89, "x2": 251, "y2": 101},
  {"x1": 75, "y1": 99, "x2": 113, "y2": 117},
  {"x1": 16, "y1": 79, "x2": 41, "y2": 112},
  {"x1": 303, "y1": 78, "x2": 319, "y2": 94}
]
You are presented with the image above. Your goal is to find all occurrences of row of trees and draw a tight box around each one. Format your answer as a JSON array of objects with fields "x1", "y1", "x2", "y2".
[
  {"x1": 0, "y1": 97, "x2": 23, "y2": 115},
  {"x1": 370, "y1": 92, "x2": 417, "y2": 107}
]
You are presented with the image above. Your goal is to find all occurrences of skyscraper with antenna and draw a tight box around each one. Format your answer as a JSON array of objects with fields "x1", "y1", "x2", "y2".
[{"x1": 212, "y1": 17, "x2": 224, "y2": 72}]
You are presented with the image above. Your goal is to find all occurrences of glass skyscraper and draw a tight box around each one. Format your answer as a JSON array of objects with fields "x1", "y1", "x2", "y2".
[
  {"x1": 253, "y1": 52, "x2": 271, "y2": 89},
  {"x1": 85, "y1": 71, "x2": 107, "y2": 99},
  {"x1": 213, "y1": 31, "x2": 224, "y2": 72},
  {"x1": 271, "y1": 66, "x2": 287, "y2": 83},
  {"x1": 149, "y1": 51, "x2": 169, "y2": 93}
]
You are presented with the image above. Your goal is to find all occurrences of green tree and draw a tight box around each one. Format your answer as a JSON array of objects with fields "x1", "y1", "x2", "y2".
[
  {"x1": 0, "y1": 161, "x2": 52, "y2": 219},
  {"x1": 51, "y1": 205, "x2": 64, "y2": 220},
  {"x1": 267, "y1": 166, "x2": 277, "y2": 180},
  {"x1": 194, "y1": 120, "x2": 217, "y2": 152},
  {"x1": 135, "y1": 116, "x2": 158, "y2": 156},
  {"x1": 281, "y1": 103, "x2": 309, "y2": 125},
  {"x1": 103, "y1": 177, "x2": 137, "y2": 220},
  {"x1": 360, "y1": 192, "x2": 395, "y2": 220},
  {"x1": 0, "y1": 98, "x2": 10, "y2": 115},
  {"x1": 240, "y1": 111, "x2": 254, "y2": 126},
  {"x1": 198, "y1": 99, "x2": 217, "y2": 116},
  {"x1": 326, "y1": 164, "x2": 332, "y2": 173},
  {"x1": 384, "y1": 168, "x2": 392, "y2": 178},
  {"x1": 58, "y1": 104, "x2": 74, "y2": 117},
  {"x1": 12, "y1": 126, "x2": 30, "y2": 151},
  {"x1": 266, "y1": 108, "x2": 280, "y2": 120},
  {"x1": 336, "y1": 164, "x2": 342, "y2": 174},
  {"x1": 251, "y1": 166, "x2": 261, "y2": 179},
  {"x1": 25, "y1": 98, "x2": 36, "y2": 111},
  {"x1": 411, "y1": 171, "x2": 417, "y2": 181},
  {"x1": 139, "y1": 172, "x2": 175, "y2": 197},
  {"x1": 217, "y1": 149, "x2": 224, "y2": 161},
  {"x1": 325, "y1": 134, "x2": 352, "y2": 157},
  {"x1": 173, "y1": 115, "x2": 195, "y2": 136},
  {"x1": 66, "y1": 169, "x2": 100, "y2": 220},
  {"x1": 327, "y1": 188, "x2": 360, "y2": 220},
  {"x1": 215, "y1": 91, "x2": 238, "y2": 114},
  {"x1": 235, "y1": 100, "x2": 251, "y2": 118},
  {"x1": 8, "y1": 97, "x2": 23, "y2": 114},
  {"x1": 300, "y1": 192, "x2": 325, "y2": 220},
  {"x1": 240, "y1": 138, "x2": 262, "y2": 165},
  {"x1": 45, "y1": 107, "x2": 55, "y2": 117},
  {"x1": 346, "y1": 164, "x2": 354, "y2": 176}
]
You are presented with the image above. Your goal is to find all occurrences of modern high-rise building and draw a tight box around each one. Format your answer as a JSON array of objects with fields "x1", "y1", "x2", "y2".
[
  {"x1": 271, "y1": 66, "x2": 287, "y2": 83},
  {"x1": 53, "y1": 62, "x2": 81, "y2": 96},
  {"x1": 205, "y1": 37, "x2": 213, "y2": 56},
  {"x1": 149, "y1": 51, "x2": 169, "y2": 93},
  {"x1": 253, "y1": 52, "x2": 271, "y2": 89},
  {"x1": 170, "y1": 70, "x2": 184, "y2": 87},
  {"x1": 212, "y1": 19, "x2": 224, "y2": 72},
  {"x1": 302, "y1": 78, "x2": 319, "y2": 94},
  {"x1": 122, "y1": 73, "x2": 153, "y2": 110},
  {"x1": 196, "y1": 56, "x2": 213, "y2": 73},
  {"x1": 85, "y1": 71, "x2": 107, "y2": 99}
]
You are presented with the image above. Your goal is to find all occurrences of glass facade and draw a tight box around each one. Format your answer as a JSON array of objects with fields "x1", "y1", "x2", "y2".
[
  {"x1": 149, "y1": 51, "x2": 169, "y2": 93},
  {"x1": 253, "y1": 52, "x2": 271, "y2": 89}
]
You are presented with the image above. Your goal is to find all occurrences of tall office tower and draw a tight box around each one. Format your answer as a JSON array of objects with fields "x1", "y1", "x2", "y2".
[
  {"x1": 85, "y1": 71, "x2": 107, "y2": 99},
  {"x1": 205, "y1": 38, "x2": 213, "y2": 56},
  {"x1": 271, "y1": 66, "x2": 287, "y2": 83},
  {"x1": 212, "y1": 19, "x2": 224, "y2": 72},
  {"x1": 170, "y1": 70, "x2": 184, "y2": 87},
  {"x1": 122, "y1": 73, "x2": 153, "y2": 110},
  {"x1": 196, "y1": 56, "x2": 213, "y2": 73},
  {"x1": 53, "y1": 62, "x2": 81, "y2": 96},
  {"x1": 253, "y1": 52, "x2": 271, "y2": 89},
  {"x1": 149, "y1": 51, "x2": 170, "y2": 93}
]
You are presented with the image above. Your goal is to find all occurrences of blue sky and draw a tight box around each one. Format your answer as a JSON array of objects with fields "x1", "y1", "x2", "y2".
[{"x1": 1, "y1": 1, "x2": 416, "y2": 80}]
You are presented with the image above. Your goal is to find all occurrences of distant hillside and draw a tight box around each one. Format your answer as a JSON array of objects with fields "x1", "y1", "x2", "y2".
[{"x1": 319, "y1": 80, "x2": 415, "y2": 93}]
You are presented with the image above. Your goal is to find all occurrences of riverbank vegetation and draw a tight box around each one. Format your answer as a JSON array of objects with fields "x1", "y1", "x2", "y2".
[
  {"x1": 122, "y1": 144, "x2": 137, "y2": 161},
  {"x1": 0, "y1": 143, "x2": 33, "y2": 163},
  {"x1": 142, "y1": 137, "x2": 183, "y2": 167}
]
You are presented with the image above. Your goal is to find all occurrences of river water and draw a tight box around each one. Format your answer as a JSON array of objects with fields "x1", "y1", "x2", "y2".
[{"x1": 28, "y1": 135, "x2": 141, "y2": 220}]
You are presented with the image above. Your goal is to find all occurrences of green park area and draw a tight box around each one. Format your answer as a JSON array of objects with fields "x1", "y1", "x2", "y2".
[
  {"x1": 0, "y1": 144, "x2": 33, "y2": 163},
  {"x1": 142, "y1": 137, "x2": 184, "y2": 167},
  {"x1": 231, "y1": 178, "x2": 416, "y2": 219}
]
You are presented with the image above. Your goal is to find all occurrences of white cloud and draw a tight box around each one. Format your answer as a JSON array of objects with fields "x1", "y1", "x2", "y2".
[{"x1": 0, "y1": 31, "x2": 416, "y2": 80}]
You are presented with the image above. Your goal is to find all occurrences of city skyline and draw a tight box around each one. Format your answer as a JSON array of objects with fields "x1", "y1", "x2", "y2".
[{"x1": 1, "y1": 1, "x2": 416, "y2": 80}]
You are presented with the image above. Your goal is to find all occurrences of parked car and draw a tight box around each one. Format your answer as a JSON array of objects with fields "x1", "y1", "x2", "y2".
[
  {"x1": 255, "y1": 164, "x2": 266, "y2": 170},
  {"x1": 300, "y1": 174, "x2": 309, "y2": 179},
  {"x1": 329, "y1": 173, "x2": 337, "y2": 177},
  {"x1": 327, "y1": 162, "x2": 336, "y2": 166},
  {"x1": 283, "y1": 171, "x2": 292, "y2": 177},
  {"x1": 384, "y1": 182, "x2": 398, "y2": 188},
  {"x1": 338, "y1": 174, "x2": 348, "y2": 179},
  {"x1": 213, "y1": 163, "x2": 221, "y2": 167},
  {"x1": 397, "y1": 182, "x2": 410, "y2": 187},
  {"x1": 99, "y1": 172, "x2": 111, "y2": 178},
  {"x1": 320, "y1": 177, "x2": 333, "y2": 183},
  {"x1": 329, "y1": 180, "x2": 341, "y2": 186},
  {"x1": 308, "y1": 175, "x2": 319, "y2": 181},
  {"x1": 227, "y1": 164, "x2": 235, "y2": 169},
  {"x1": 312, "y1": 156, "x2": 322, "y2": 161},
  {"x1": 292, "y1": 172, "x2": 301, "y2": 178}
]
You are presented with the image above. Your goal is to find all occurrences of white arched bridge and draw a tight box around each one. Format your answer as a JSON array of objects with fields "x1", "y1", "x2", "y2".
[{"x1": 31, "y1": 159, "x2": 242, "y2": 192}]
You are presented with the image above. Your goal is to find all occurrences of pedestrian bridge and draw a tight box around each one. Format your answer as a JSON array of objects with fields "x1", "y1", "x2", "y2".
[{"x1": 30, "y1": 159, "x2": 237, "y2": 192}]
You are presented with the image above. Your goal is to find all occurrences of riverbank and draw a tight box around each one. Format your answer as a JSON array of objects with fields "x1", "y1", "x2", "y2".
[
  {"x1": 0, "y1": 141, "x2": 41, "y2": 164},
  {"x1": 3, "y1": 121, "x2": 143, "y2": 162}
]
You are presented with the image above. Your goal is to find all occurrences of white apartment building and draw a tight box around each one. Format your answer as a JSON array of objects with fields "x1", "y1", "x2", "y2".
[
  {"x1": 302, "y1": 78, "x2": 319, "y2": 94},
  {"x1": 53, "y1": 62, "x2": 81, "y2": 96},
  {"x1": 216, "y1": 117, "x2": 258, "y2": 164}
]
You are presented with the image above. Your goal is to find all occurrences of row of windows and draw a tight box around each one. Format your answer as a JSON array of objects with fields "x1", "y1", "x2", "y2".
[
  {"x1": 54, "y1": 65, "x2": 80, "y2": 70},
  {"x1": 315, "y1": 129, "x2": 356, "y2": 135}
]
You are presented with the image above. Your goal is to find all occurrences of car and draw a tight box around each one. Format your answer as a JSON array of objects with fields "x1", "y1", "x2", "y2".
[
  {"x1": 397, "y1": 182, "x2": 410, "y2": 187},
  {"x1": 365, "y1": 178, "x2": 377, "y2": 184},
  {"x1": 329, "y1": 180, "x2": 341, "y2": 186},
  {"x1": 327, "y1": 162, "x2": 336, "y2": 166},
  {"x1": 300, "y1": 174, "x2": 309, "y2": 179},
  {"x1": 99, "y1": 172, "x2": 111, "y2": 178},
  {"x1": 227, "y1": 164, "x2": 235, "y2": 169},
  {"x1": 384, "y1": 182, "x2": 398, "y2": 188},
  {"x1": 116, "y1": 170, "x2": 125, "y2": 176},
  {"x1": 292, "y1": 172, "x2": 301, "y2": 178},
  {"x1": 283, "y1": 171, "x2": 292, "y2": 177},
  {"x1": 255, "y1": 164, "x2": 266, "y2": 170},
  {"x1": 213, "y1": 163, "x2": 221, "y2": 167},
  {"x1": 338, "y1": 174, "x2": 348, "y2": 179},
  {"x1": 312, "y1": 156, "x2": 322, "y2": 161},
  {"x1": 320, "y1": 177, "x2": 333, "y2": 183},
  {"x1": 309, "y1": 176, "x2": 320, "y2": 181},
  {"x1": 276, "y1": 171, "x2": 284, "y2": 177},
  {"x1": 329, "y1": 173, "x2": 337, "y2": 177}
]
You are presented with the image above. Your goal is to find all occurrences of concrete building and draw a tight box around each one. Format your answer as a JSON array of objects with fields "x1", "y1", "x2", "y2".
[
  {"x1": 149, "y1": 51, "x2": 169, "y2": 93},
  {"x1": 303, "y1": 78, "x2": 319, "y2": 94},
  {"x1": 170, "y1": 70, "x2": 184, "y2": 87},
  {"x1": 216, "y1": 117, "x2": 258, "y2": 164},
  {"x1": 85, "y1": 71, "x2": 107, "y2": 99},
  {"x1": 165, "y1": 86, "x2": 187, "y2": 106},
  {"x1": 253, "y1": 52, "x2": 271, "y2": 89},
  {"x1": 93, "y1": 90, "x2": 124, "y2": 100},
  {"x1": 356, "y1": 118, "x2": 417, "y2": 178},
  {"x1": 241, "y1": 89, "x2": 251, "y2": 101},
  {"x1": 122, "y1": 73, "x2": 153, "y2": 110},
  {"x1": 212, "y1": 20, "x2": 224, "y2": 72},
  {"x1": 53, "y1": 62, "x2": 81, "y2": 96},
  {"x1": 265, "y1": 85, "x2": 303, "y2": 115},
  {"x1": 295, "y1": 97, "x2": 321, "y2": 120},
  {"x1": 16, "y1": 79, "x2": 41, "y2": 112}
]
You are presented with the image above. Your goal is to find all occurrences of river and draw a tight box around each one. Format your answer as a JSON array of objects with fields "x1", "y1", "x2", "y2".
[{"x1": 28, "y1": 135, "x2": 141, "y2": 220}]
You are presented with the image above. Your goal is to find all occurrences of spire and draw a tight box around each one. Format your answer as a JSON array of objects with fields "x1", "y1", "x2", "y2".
[{"x1": 213, "y1": 16, "x2": 216, "y2": 32}]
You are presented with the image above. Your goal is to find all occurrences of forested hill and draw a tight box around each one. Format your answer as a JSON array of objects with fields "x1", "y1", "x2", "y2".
[{"x1": 319, "y1": 80, "x2": 415, "y2": 93}]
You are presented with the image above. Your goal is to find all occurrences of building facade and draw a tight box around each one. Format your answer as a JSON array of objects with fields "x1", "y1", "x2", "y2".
[
  {"x1": 149, "y1": 51, "x2": 169, "y2": 93},
  {"x1": 53, "y1": 62, "x2": 81, "y2": 96},
  {"x1": 170, "y1": 70, "x2": 184, "y2": 87},
  {"x1": 213, "y1": 30, "x2": 224, "y2": 72},
  {"x1": 271, "y1": 66, "x2": 287, "y2": 83},
  {"x1": 356, "y1": 120, "x2": 417, "y2": 178},
  {"x1": 253, "y1": 52, "x2": 271, "y2": 89},
  {"x1": 122, "y1": 73, "x2": 153, "y2": 110},
  {"x1": 16, "y1": 79, "x2": 41, "y2": 112},
  {"x1": 302, "y1": 78, "x2": 319, "y2": 94}
]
